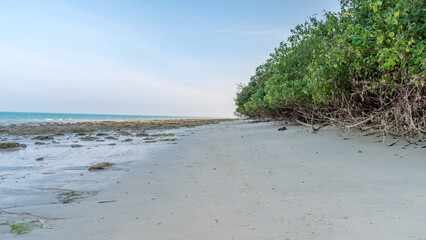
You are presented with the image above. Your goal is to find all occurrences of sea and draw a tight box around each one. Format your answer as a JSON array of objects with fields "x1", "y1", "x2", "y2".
[{"x1": 0, "y1": 111, "x2": 196, "y2": 125}]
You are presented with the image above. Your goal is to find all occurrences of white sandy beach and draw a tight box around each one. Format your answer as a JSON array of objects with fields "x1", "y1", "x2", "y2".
[{"x1": 11, "y1": 120, "x2": 426, "y2": 240}]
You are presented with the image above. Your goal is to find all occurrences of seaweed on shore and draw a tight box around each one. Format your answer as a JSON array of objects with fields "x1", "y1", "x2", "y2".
[
  {"x1": 105, "y1": 136, "x2": 118, "y2": 140},
  {"x1": 160, "y1": 138, "x2": 177, "y2": 142},
  {"x1": 89, "y1": 162, "x2": 115, "y2": 171},
  {"x1": 8, "y1": 221, "x2": 42, "y2": 235},
  {"x1": 79, "y1": 136, "x2": 99, "y2": 141},
  {"x1": 31, "y1": 135, "x2": 54, "y2": 140},
  {"x1": 0, "y1": 142, "x2": 27, "y2": 149},
  {"x1": 56, "y1": 190, "x2": 94, "y2": 203},
  {"x1": 135, "y1": 132, "x2": 149, "y2": 137},
  {"x1": 151, "y1": 133, "x2": 175, "y2": 137}
]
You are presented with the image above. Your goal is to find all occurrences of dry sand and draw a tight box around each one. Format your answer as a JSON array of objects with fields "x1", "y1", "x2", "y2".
[{"x1": 13, "y1": 121, "x2": 426, "y2": 240}]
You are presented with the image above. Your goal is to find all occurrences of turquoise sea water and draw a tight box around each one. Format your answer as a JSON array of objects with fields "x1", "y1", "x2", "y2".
[{"x1": 0, "y1": 111, "x2": 196, "y2": 125}]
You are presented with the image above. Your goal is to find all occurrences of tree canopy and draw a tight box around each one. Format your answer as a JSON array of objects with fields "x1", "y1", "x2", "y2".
[{"x1": 235, "y1": 0, "x2": 425, "y2": 135}]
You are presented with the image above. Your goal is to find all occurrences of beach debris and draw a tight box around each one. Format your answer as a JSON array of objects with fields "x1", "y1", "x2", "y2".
[
  {"x1": 358, "y1": 150, "x2": 363, "y2": 153},
  {"x1": 56, "y1": 190, "x2": 93, "y2": 204},
  {"x1": 0, "y1": 142, "x2": 27, "y2": 149},
  {"x1": 135, "y1": 132, "x2": 149, "y2": 137},
  {"x1": 278, "y1": 127, "x2": 287, "y2": 131},
  {"x1": 31, "y1": 135, "x2": 54, "y2": 140},
  {"x1": 34, "y1": 142, "x2": 46, "y2": 145},
  {"x1": 42, "y1": 172, "x2": 55, "y2": 174},
  {"x1": 71, "y1": 144, "x2": 83, "y2": 148},
  {"x1": 36, "y1": 157, "x2": 44, "y2": 161},
  {"x1": 8, "y1": 221, "x2": 42, "y2": 235},
  {"x1": 343, "y1": 137, "x2": 350, "y2": 140},
  {"x1": 108, "y1": 143, "x2": 116, "y2": 146},
  {"x1": 89, "y1": 162, "x2": 116, "y2": 171},
  {"x1": 123, "y1": 138, "x2": 133, "y2": 142}
]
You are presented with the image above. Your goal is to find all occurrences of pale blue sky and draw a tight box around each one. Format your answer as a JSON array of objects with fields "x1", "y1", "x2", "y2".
[{"x1": 0, "y1": 0, "x2": 340, "y2": 117}]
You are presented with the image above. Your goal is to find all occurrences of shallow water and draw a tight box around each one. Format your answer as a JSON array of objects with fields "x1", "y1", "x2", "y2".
[
  {"x1": 0, "y1": 127, "x2": 185, "y2": 232},
  {"x1": 0, "y1": 111, "x2": 199, "y2": 125}
]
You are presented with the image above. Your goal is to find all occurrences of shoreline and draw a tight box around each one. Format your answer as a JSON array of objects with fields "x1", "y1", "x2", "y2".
[
  {"x1": 0, "y1": 118, "x2": 232, "y2": 238},
  {"x1": 2, "y1": 120, "x2": 426, "y2": 239},
  {"x1": 0, "y1": 118, "x2": 233, "y2": 136}
]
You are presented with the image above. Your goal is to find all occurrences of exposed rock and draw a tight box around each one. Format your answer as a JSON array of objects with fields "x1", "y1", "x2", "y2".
[{"x1": 278, "y1": 127, "x2": 287, "y2": 131}]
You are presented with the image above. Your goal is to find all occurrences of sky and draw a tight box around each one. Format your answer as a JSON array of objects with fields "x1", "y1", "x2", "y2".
[{"x1": 0, "y1": 0, "x2": 341, "y2": 118}]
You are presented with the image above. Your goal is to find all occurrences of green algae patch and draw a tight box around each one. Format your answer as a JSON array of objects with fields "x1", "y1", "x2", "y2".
[
  {"x1": 160, "y1": 138, "x2": 177, "y2": 142},
  {"x1": 143, "y1": 137, "x2": 155, "y2": 140},
  {"x1": 145, "y1": 140, "x2": 157, "y2": 143},
  {"x1": 56, "y1": 190, "x2": 95, "y2": 204},
  {"x1": 71, "y1": 144, "x2": 83, "y2": 148},
  {"x1": 89, "y1": 162, "x2": 115, "y2": 171},
  {"x1": 151, "y1": 133, "x2": 175, "y2": 137},
  {"x1": 31, "y1": 135, "x2": 54, "y2": 140},
  {"x1": 0, "y1": 142, "x2": 27, "y2": 149},
  {"x1": 9, "y1": 221, "x2": 42, "y2": 235}
]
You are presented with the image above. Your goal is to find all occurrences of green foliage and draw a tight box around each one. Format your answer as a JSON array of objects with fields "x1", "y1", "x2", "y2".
[
  {"x1": 9, "y1": 221, "x2": 42, "y2": 235},
  {"x1": 235, "y1": 0, "x2": 425, "y2": 123}
]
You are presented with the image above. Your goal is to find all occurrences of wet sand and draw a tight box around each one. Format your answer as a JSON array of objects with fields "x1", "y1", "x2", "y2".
[
  {"x1": 4, "y1": 120, "x2": 426, "y2": 239},
  {"x1": 0, "y1": 118, "x2": 231, "y2": 238}
]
